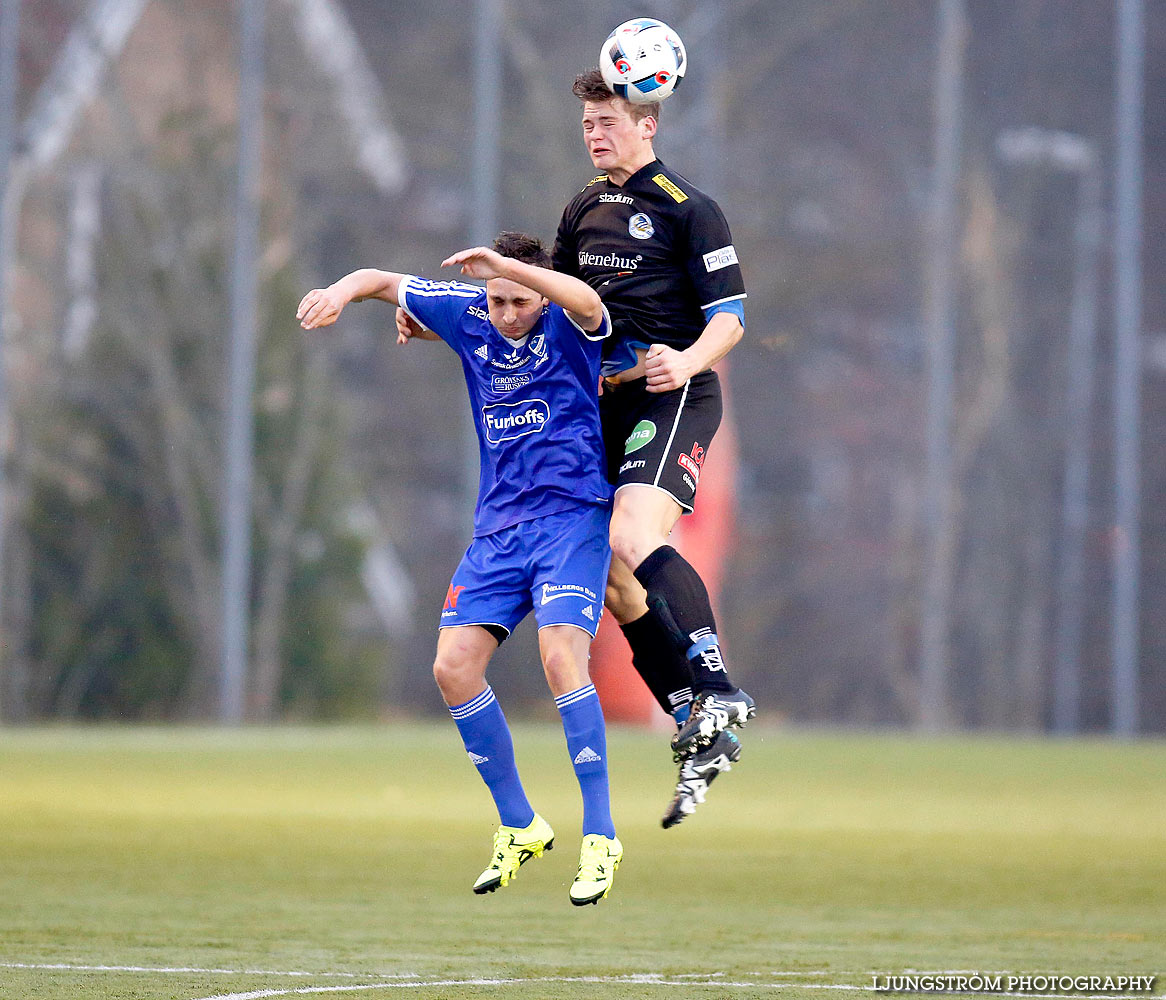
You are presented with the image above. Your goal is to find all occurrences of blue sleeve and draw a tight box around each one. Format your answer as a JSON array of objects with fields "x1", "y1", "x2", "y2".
[
  {"x1": 560, "y1": 302, "x2": 612, "y2": 343},
  {"x1": 399, "y1": 276, "x2": 483, "y2": 350},
  {"x1": 702, "y1": 298, "x2": 745, "y2": 329}
]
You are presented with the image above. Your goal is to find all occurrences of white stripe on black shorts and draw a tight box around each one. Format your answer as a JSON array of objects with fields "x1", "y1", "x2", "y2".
[{"x1": 599, "y1": 370, "x2": 723, "y2": 512}]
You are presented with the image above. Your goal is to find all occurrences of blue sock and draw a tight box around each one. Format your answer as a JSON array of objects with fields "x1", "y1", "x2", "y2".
[
  {"x1": 449, "y1": 686, "x2": 534, "y2": 829},
  {"x1": 555, "y1": 684, "x2": 616, "y2": 838}
]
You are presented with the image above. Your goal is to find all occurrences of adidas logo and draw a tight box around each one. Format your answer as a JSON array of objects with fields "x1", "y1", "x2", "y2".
[
  {"x1": 573, "y1": 746, "x2": 602, "y2": 765},
  {"x1": 474, "y1": 344, "x2": 488, "y2": 360},
  {"x1": 468, "y1": 751, "x2": 489, "y2": 764},
  {"x1": 581, "y1": 605, "x2": 595, "y2": 621}
]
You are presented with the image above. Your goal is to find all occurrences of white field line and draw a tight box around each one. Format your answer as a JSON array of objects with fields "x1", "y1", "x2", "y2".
[
  {"x1": 189, "y1": 979, "x2": 875, "y2": 1000},
  {"x1": 0, "y1": 964, "x2": 1157, "y2": 1000}
]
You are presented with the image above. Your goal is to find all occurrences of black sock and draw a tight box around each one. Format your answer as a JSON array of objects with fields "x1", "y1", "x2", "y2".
[
  {"x1": 619, "y1": 610, "x2": 695, "y2": 721},
  {"x1": 633, "y1": 545, "x2": 735, "y2": 694}
]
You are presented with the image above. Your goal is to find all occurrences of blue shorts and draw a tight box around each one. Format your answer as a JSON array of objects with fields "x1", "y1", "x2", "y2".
[{"x1": 439, "y1": 505, "x2": 612, "y2": 639}]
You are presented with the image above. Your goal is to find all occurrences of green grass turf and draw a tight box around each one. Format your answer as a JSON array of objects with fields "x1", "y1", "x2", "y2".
[{"x1": 0, "y1": 723, "x2": 1162, "y2": 999}]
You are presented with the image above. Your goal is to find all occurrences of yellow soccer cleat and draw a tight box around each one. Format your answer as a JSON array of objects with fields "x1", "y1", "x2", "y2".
[
  {"x1": 569, "y1": 833, "x2": 623, "y2": 906},
  {"x1": 472, "y1": 814, "x2": 555, "y2": 895}
]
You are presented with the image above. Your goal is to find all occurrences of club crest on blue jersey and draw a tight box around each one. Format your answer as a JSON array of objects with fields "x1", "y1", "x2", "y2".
[{"x1": 628, "y1": 212, "x2": 655, "y2": 240}]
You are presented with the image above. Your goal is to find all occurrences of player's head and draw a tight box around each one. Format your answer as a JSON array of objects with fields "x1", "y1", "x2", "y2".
[
  {"x1": 572, "y1": 68, "x2": 658, "y2": 179},
  {"x1": 487, "y1": 232, "x2": 550, "y2": 340}
]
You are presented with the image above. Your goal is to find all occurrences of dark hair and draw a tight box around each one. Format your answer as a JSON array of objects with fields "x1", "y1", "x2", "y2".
[
  {"x1": 572, "y1": 67, "x2": 660, "y2": 123},
  {"x1": 492, "y1": 231, "x2": 552, "y2": 269}
]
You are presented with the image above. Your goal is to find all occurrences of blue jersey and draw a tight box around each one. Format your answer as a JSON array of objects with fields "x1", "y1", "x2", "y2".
[{"x1": 399, "y1": 276, "x2": 613, "y2": 536}]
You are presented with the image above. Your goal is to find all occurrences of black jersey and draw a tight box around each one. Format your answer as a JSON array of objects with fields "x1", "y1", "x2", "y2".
[{"x1": 553, "y1": 158, "x2": 746, "y2": 373}]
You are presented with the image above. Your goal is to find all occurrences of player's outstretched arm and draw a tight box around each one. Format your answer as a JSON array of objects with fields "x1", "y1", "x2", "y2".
[
  {"x1": 442, "y1": 246, "x2": 605, "y2": 332},
  {"x1": 297, "y1": 269, "x2": 405, "y2": 330}
]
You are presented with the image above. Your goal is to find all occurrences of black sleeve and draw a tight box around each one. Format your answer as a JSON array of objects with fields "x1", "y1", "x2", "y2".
[
  {"x1": 681, "y1": 196, "x2": 746, "y2": 310},
  {"x1": 552, "y1": 202, "x2": 578, "y2": 277}
]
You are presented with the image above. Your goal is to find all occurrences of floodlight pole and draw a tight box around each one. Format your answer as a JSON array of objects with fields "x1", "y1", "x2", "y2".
[
  {"x1": 1111, "y1": 0, "x2": 1143, "y2": 738},
  {"x1": 919, "y1": 0, "x2": 966, "y2": 731},
  {"x1": 466, "y1": 0, "x2": 500, "y2": 516},
  {"x1": 1057, "y1": 158, "x2": 1102, "y2": 734},
  {"x1": 221, "y1": 0, "x2": 265, "y2": 722},
  {"x1": 996, "y1": 128, "x2": 1101, "y2": 735},
  {"x1": 0, "y1": 0, "x2": 22, "y2": 718}
]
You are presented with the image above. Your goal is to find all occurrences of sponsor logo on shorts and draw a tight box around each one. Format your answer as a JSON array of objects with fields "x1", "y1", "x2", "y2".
[
  {"x1": 582, "y1": 605, "x2": 595, "y2": 621},
  {"x1": 541, "y1": 583, "x2": 598, "y2": 605},
  {"x1": 619, "y1": 458, "x2": 647, "y2": 474},
  {"x1": 677, "y1": 453, "x2": 700, "y2": 482},
  {"x1": 681, "y1": 472, "x2": 695, "y2": 491},
  {"x1": 628, "y1": 212, "x2": 655, "y2": 240},
  {"x1": 482, "y1": 400, "x2": 549, "y2": 444},
  {"x1": 443, "y1": 584, "x2": 466, "y2": 610},
  {"x1": 492, "y1": 373, "x2": 531, "y2": 393},
  {"x1": 677, "y1": 441, "x2": 706, "y2": 482},
  {"x1": 624, "y1": 419, "x2": 656, "y2": 454},
  {"x1": 703, "y1": 245, "x2": 739, "y2": 272}
]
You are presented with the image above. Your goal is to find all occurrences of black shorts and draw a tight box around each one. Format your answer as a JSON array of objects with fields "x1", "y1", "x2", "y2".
[{"x1": 599, "y1": 370, "x2": 723, "y2": 512}]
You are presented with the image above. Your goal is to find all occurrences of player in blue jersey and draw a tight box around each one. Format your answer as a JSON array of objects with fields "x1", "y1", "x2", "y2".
[{"x1": 297, "y1": 232, "x2": 622, "y2": 906}]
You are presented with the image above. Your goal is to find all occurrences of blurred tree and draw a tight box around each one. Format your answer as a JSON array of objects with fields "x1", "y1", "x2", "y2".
[
  {"x1": 8, "y1": 5, "x2": 388, "y2": 720},
  {"x1": 2, "y1": 0, "x2": 1163, "y2": 730}
]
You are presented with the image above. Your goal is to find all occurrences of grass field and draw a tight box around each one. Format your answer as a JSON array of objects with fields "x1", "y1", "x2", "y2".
[{"x1": 0, "y1": 723, "x2": 1163, "y2": 1000}]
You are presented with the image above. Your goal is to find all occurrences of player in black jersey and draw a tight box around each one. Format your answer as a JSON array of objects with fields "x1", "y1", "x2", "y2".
[{"x1": 553, "y1": 69, "x2": 756, "y2": 828}]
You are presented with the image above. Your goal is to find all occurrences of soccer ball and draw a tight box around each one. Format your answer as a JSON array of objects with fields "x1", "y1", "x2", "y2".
[{"x1": 599, "y1": 17, "x2": 687, "y2": 104}]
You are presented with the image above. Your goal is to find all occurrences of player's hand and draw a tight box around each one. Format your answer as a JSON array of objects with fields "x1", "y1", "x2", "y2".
[
  {"x1": 644, "y1": 343, "x2": 697, "y2": 392},
  {"x1": 441, "y1": 246, "x2": 506, "y2": 280},
  {"x1": 297, "y1": 287, "x2": 346, "y2": 329},
  {"x1": 395, "y1": 307, "x2": 425, "y2": 345}
]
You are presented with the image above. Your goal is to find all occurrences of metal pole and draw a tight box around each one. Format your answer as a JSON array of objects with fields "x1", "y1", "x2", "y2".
[
  {"x1": 1052, "y1": 160, "x2": 1101, "y2": 734},
  {"x1": 919, "y1": 0, "x2": 965, "y2": 731},
  {"x1": 1111, "y1": 0, "x2": 1143, "y2": 737},
  {"x1": 465, "y1": 0, "x2": 500, "y2": 514},
  {"x1": 995, "y1": 128, "x2": 1101, "y2": 734},
  {"x1": 0, "y1": 0, "x2": 22, "y2": 717},
  {"x1": 221, "y1": 0, "x2": 265, "y2": 722},
  {"x1": 471, "y1": 0, "x2": 500, "y2": 246}
]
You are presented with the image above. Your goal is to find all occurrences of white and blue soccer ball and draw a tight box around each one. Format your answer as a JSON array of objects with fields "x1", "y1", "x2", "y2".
[{"x1": 599, "y1": 17, "x2": 687, "y2": 104}]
